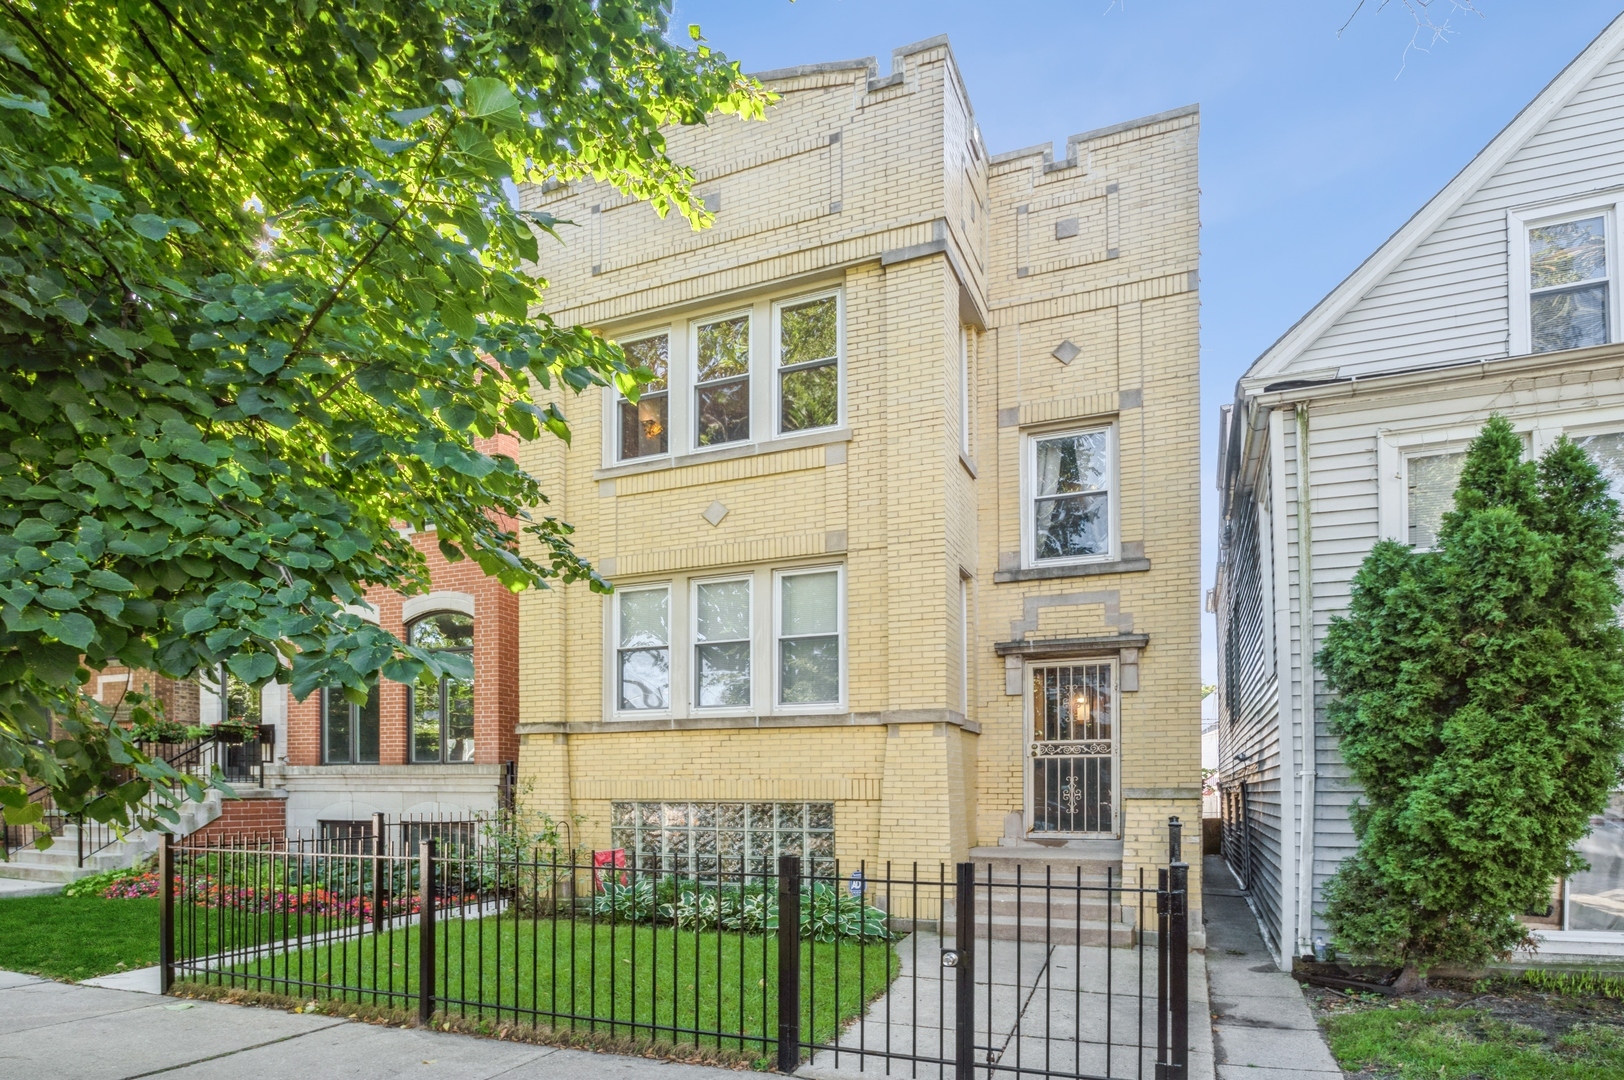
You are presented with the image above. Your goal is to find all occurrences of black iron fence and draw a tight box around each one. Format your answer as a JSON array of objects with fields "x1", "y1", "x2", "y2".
[{"x1": 160, "y1": 820, "x2": 1192, "y2": 1079}]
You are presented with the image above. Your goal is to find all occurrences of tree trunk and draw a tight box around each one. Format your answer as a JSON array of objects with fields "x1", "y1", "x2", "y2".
[{"x1": 1392, "y1": 964, "x2": 1425, "y2": 994}]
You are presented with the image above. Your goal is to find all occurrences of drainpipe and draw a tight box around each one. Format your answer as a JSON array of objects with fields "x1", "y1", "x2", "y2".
[
  {"x1": 1294, "y1": 404, "x2": 1317, "y2": 960},
  {"x1": 1267, "y1": 405, "x2": 1298, "y2": 963}
]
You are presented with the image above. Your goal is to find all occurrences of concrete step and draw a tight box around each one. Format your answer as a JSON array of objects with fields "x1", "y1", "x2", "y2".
[
  {"x1": 949, "y1": 893, "x2": 1137, "y2": 924},
  {"x1": 0, "y1": 861, "x2": 105, "y2": 884}
]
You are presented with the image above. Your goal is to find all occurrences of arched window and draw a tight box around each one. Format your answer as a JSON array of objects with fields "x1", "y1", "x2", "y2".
[{"x1": 408, "y1": 611, "x2": 474, "y2": 763}]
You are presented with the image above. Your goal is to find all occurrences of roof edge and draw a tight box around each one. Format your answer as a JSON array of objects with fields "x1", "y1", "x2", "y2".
[
  {"x1": 988, "y1": 103, "x2": 1199, "y2": 165},
  {"x1": 1243, "y1": 11, "x2": 1624, "y2": 387}
]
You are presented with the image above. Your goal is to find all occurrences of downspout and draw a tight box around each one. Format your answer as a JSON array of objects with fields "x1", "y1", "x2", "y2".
[
  {"x1": 1294, "y1": 404, "x2": 1317, "y2": 960},
  {"x1": 1267, "y1": 405, "x2": 1297, "y2": 963}
]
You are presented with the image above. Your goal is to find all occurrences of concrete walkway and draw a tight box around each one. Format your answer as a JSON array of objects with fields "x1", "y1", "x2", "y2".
[
  {"x1": 1201, "y1": 856, "x2": 1342, "y2": 1079},
  {"x1": 0, "y1": 970, "x2": 761, "y2": 1080},
  {"x1": 807, "y1": 929, "x2": 1214, "y2": 1078}
]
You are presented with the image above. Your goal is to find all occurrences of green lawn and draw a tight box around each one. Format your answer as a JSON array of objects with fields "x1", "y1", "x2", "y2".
[
  {"x1": 208, "y1": 914, "x2": 897, "y2": 1062},
  {"x1": 1324, "y1": 1004, "x2": 1624, "y2": 1079},
  {"x1": 0, "y1": 895, "x2": 163, "y2": 981}
]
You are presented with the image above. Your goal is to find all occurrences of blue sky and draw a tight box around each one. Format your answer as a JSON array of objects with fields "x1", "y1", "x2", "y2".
[{"x1": 667, "y1": 1, "x2": 1624, "y2": 683}]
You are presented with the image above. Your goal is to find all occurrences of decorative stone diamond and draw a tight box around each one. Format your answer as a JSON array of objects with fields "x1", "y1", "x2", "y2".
[
  {"x1": 702, "y1": 500, "x2": 728, "y2": 526},
  {"x1": 1052, "y1": 340, "x2": 1080, "y2": 365}
]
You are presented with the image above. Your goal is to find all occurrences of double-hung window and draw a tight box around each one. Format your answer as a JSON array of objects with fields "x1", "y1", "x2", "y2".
[
  {"x1": 1405, "y1": 450, "x2": 1467, "y2": 549},
  {"x1": 775, "y1": 294, "x2": 840, "y2": 433},
  {"x1": 694, "y1": 577, "x2": 751, "y2": 708},
  {"x1": 694, "y1": 314, "x2": 751, "y2": 447},
  {"x1": 1529, "y1": 215, "x2": 1611, "y2": 353},
  {"x1": 322, "y1": 681, "x2": 379, "y2": 764},
  {"x1": 617, "y1": 586, "x2": 671, "y2": 711},
  {"x1": 777, "y1": 567, "x2": 842, "y2": 706},
  {"x1": 1026, "y1": 426, "x2": 1113, "y2": 565},
  {"x1": 617, "y1": 333, "x2": 669, "y2": 460}
]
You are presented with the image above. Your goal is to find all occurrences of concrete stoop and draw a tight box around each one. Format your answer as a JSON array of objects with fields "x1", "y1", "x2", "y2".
[{"x1": 0, "y1": 790, "x2": 223, "y2": 885}]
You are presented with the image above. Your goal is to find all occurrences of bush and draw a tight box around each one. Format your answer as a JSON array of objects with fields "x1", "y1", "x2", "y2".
[
  {"x1": 590, "y1": 876, "x2": 891, "y2": 942},
  {"x1": 63, "y1": 860, "x2": 156, "y2": 898},
  {"x1": 1318, "y1": 417, "x2": 1624, "y2": 977}
]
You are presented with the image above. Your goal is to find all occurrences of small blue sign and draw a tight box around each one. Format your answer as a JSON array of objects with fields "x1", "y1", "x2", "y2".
[{"x1": 848, "y1": 868, "x2": 865, "y2": 897}]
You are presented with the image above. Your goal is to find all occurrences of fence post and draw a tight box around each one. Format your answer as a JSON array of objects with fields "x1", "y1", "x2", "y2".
[
  {"x1": 954, "y1": 862, "x2": 975, "y2": 1080},
  {"x1": 776, "y1": 854, "x2": 802, "y2": 1073},
  {"x1": 372, "y1": 812, "x2": 386, "y2": 935},
  {"x1": 159, "y1": 832, "x2": 175, "y2": 994},
  {"x1": 1169, "y1": 843, "x2": 1190, "y2": 1077},
  {"x1": 1156, "y1": 866, "x2": 1169, "y2": 1073},
  {"x1": 418, "y1": 838, "x2": 436, "y2": 1027}
]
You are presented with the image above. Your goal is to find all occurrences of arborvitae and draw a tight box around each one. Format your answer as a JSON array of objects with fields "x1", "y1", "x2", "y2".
[{"x1": 1318, "y1": 415, "x2": 1624, "y2": 984}]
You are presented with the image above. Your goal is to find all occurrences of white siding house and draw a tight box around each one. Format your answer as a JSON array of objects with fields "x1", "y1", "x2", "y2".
[{"x1": 1216, "y1": 13, "x2": 1624, "y2": 967}]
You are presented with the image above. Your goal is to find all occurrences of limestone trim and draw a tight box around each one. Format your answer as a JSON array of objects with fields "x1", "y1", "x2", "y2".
[
  {"x1": 993, "y1": 558, "x2": 1150, "y2": 583},
  {"x1": 993, "y1": 634, "x2": 1148, "y2": 658},
  {"x1": 518, "y1": 708, "x2": 980, "y2": 737},
  {"x1": 401, "y1": 591, "x2": 474, "y2": 623},
  {"x1": 594, "y1": 433, "x2": 845, "y2": 486}
]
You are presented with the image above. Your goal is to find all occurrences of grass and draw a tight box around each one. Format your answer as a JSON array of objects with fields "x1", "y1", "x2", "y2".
[
  {"x1": 1324, "y1": 1003, "x2": 1624, "y2": 1079},
  {"x1": 207, "y1": 913, "x2": 898, "y2": 1064},
  {"x1": 0, "y1": 895, "x2": 165, "y2": 981}
]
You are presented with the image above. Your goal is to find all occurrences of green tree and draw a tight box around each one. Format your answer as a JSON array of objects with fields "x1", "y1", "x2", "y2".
[
  {"x1": 0, "y1": 1, "x2": 767, "y2": 839},
  {"x1": 1318, "y1": 415, "x2": 1624, "y2": 984}
]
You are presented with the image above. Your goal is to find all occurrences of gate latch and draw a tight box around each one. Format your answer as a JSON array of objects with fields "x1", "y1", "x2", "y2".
[{"x1": 940, "y1": 949, "x2": 962, "y2": 968}]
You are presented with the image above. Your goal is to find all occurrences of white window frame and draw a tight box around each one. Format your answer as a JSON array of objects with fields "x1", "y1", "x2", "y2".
[
  {"x1": 1508, "y1": 196, "x2": 1622, "y2": 357},
  {"x1": 612, "y1": 329, "x2": 673, "y2": 464},
  {"x1": 1020, "y1": 423, "x2": 1118, "y2": 569},
  {"x1": 959, "y1": 574, "x2": 971, "y2": 715},
  {"x1": 690, "y1": 308, "x2": 754, "y2": 451},
  {"x1": 1377, "y1": 420, "x2": 1535, "y2": 546},
  {"x1": 771, "y1": 290, "x2": 844, "y2": 437},
  {"x1": 612, "y1": 583, "x2": 673, "y2": 717},
  {"x1": 772, "y1": 564, "x2": 846, "y2": 713},
  {"x1": 690, "y1": 574, "x2": 754, "y2": 713}
]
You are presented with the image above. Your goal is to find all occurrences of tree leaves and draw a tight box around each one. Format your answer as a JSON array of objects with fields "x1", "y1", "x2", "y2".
[{"x1": 0, "y1": 0, "x2": 767, "y2": 835}]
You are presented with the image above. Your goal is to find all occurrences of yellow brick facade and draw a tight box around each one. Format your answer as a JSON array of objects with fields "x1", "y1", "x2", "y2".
[{"x1": 513, "y1": 37, "x2": 1200, "y2": 898}]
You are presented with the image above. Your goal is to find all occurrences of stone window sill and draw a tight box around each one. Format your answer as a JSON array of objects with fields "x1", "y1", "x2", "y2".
[
  {"x1": 993, "y1": 557, "x2": 1150, "y2": 583},
  {"x1": 594, "y1": 426, "x2": 852, "y2": 481}
]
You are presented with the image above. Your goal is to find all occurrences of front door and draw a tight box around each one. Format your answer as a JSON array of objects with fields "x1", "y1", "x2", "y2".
[{"x1": 1027, "y1": 661, "x2": 1117, "y2": 836}]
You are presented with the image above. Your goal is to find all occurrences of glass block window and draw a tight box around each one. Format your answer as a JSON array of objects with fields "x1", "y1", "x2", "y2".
[
  {"x1": 1529, "y1": 216, "x2": 1609, "y2": 354},
  {"x1": 1406, "y1": 451, "x2": 1466, "y2": 549},
  {"x1": 609, "y1": 801, "x2": 835, "y2": 880}
]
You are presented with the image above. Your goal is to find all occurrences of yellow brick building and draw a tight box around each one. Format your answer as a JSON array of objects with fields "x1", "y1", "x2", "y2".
[{"x1": 514, "y1": 36, "x2": 1201, "y2": 904}]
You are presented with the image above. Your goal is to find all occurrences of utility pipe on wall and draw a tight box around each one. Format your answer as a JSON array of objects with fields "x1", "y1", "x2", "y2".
[{"x1": 1294, "y1": 404, "x2": 1318, "y2": 959}]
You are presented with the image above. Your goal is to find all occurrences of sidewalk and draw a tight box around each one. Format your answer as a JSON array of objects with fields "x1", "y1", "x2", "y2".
[
  {"x1": 0, "y1": 970, "x2": 755, "y2": 1080},
  {"x1": 1201, "y1": 856, "x2": 1343, "y2": 1079}
]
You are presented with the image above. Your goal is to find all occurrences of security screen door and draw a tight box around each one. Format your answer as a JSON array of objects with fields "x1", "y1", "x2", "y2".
[{"x1": 1028, "y1": 661, "x2": 1117, "y2": 836}]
